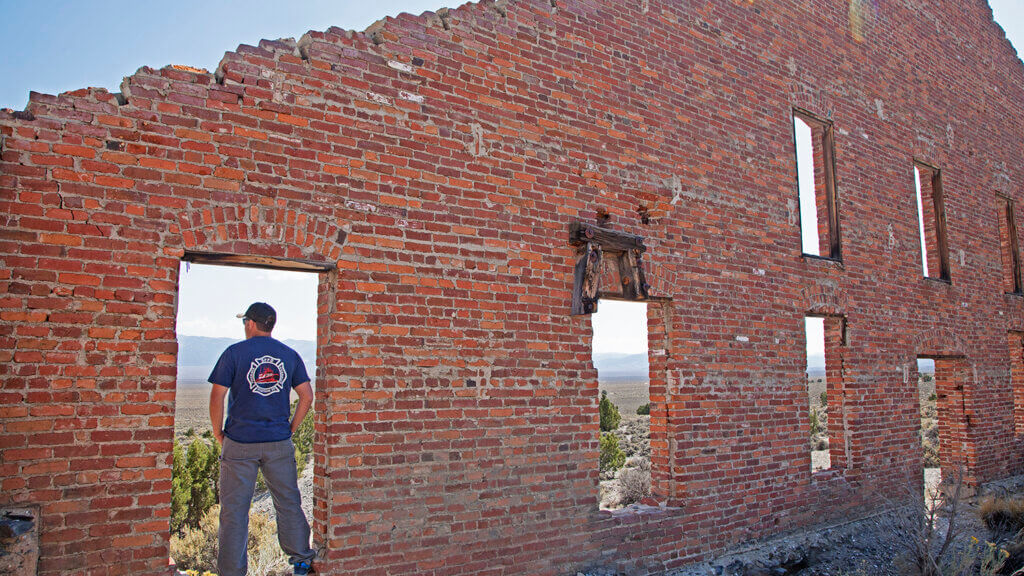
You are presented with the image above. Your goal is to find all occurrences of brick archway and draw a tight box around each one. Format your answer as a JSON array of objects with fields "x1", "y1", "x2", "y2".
[
  {"x1": 175, "y1": 203, "x2": 347, "y2": 264},
  {"x1": 912, "y1": 330, "x2": 968, "y2": 358},
  {"x1": 801, "y1": 284, "x2": 848, "y2": 316}
]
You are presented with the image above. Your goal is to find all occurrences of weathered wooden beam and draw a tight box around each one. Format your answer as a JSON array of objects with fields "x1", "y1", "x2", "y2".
[
  {"x1": 633, "y1": 250, "x2": 651, "y2": 300},
  {"x1": 570, "y1": 242, "x2": 602, "y2": 315},
  {"x1": 569, "y1": 220, "x2": 658, "y2": 314},
  {"x1": 568, "y1": 221, "x2": 645, "y2": 253},
  {"x1": 182, "y1": 251, "x2": 335, "y2": 273},
  {"x1": 617, "y1": 250, "x2": 640, "y2": 300}
]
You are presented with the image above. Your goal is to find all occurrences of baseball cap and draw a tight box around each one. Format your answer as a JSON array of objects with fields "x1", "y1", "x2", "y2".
[{"x1": 237, "y1": 302, "x2": 276, "y2": 328}]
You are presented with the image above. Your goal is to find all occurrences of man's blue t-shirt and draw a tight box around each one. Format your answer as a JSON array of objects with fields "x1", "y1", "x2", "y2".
[{"x1": 208, "y1": 336, "x2": 310, "y2": 444}]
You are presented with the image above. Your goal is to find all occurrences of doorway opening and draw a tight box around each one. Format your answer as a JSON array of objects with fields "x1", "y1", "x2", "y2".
[
  {"x1": 805, "y1": 315, "x2": 847, "y2": 474},
  {"x1": 592, "y1": 300, "x2": 650, "y2": 510},
  {"x1": 917, "y1": 356, "x2": 969, "y2": 493},
  {"x1": 170, "y1": 259, "x2": 322, "y2": 574},
  {"x1": 918, "y1": 357, "x2": 939, "y2": 492}
]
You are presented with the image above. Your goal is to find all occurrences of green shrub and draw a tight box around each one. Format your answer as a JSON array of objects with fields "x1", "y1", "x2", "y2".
[
  {"x1": 171, "y1": 440, "x2": 190, "y2": 535},
  {"x1": 171, "y1": 434, "x2": 220, "y2": 535},
  {"x1": 600, "y1": 433, "x2": 626, "y2": 472},
  {"x1": 636, "y1": 403, "x2": 650, "y2": 416},
  {"x1": 809, "y1": 409, "x2": 822, "y2": 437},
  {"x1": 291, "y1": 400, "x2": 314, "y2": 475},
  {"x1": 599, "y1": 391, "x2": 621, "y2": 432}
]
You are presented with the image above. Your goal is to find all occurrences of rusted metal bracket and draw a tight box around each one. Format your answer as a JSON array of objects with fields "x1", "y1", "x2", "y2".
[{"x1": 569, "y1": 221, "x2": 652, "y2": 315}]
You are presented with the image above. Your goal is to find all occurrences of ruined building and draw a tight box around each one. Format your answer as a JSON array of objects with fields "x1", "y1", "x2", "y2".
[{"x1": 2, "y1": 0, "x2": 1024, "y2": 574}]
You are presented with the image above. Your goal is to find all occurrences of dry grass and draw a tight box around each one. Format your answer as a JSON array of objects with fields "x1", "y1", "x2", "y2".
[
  {"x1": 170, "y1": 505, "x2": 289, "y2": 575},
  {"x1": 980, "y1": 496, "x2": 1024, "y2": 534}
]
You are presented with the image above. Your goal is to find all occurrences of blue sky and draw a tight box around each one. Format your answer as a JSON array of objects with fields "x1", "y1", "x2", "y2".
[
  {"x1": 0, "y1": 1, "x2": 447, "y2": 110},
  {"x1": 0, "y1": 1, "x2": 1019, "y2": 110},
  {"x1": 177, "y1": 263, "x2": 318, "y2": 341},
  {"x1": 1, "y1": 1, "x2": 1020, "y2": 352}
]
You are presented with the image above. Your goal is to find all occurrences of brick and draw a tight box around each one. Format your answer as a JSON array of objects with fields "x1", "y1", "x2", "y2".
[
  {"x1": 52, "y1": 144, "x2": 95, "y2": 158},
  {"x1": 2, "y1": 2, "x2": 1024, "y2": 575}
]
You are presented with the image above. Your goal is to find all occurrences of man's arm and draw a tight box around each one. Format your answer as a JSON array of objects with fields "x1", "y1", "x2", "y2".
[
  {"x1": 209, "y1": 385, "x2": 229, "y2": 445},
  {"x1": 291, "y1": 381, "x2": 313, "y2": 435}
]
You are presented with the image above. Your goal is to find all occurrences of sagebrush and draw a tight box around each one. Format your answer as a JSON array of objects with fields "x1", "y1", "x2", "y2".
[
  {"x1": 617, "y1": 466, "x2": 651, "y2": 506},
  {"x1": 170, "y1": 505, "x2": 289, "y2": 574}
]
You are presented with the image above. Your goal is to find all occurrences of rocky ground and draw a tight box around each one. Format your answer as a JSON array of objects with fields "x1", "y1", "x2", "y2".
[
  {"x1": 589, "y1": 401, "x2": 1023, "y2": 576},
  {"x1": 580, "y1": 473, "x2": 1024, "y2": 576}
]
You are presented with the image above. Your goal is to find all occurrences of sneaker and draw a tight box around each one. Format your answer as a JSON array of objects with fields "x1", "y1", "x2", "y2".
[{"x1": 294, "y1": 561, "x2": 313, "y2": 575}]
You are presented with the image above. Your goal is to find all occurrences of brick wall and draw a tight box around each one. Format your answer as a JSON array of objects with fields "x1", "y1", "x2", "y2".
[{"x1": 2, "y1": 0, "x2": 1024, "y2": 574}]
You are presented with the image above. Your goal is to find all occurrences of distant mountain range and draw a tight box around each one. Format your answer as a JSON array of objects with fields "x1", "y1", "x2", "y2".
[
  {"x1": 806, "y1": 356, "x2": 934, "y2": 378},
  {"x1": 593, "y1": 353, "x2": 934, "y2": 380},
  {"x1": 178, "y1": 338, "x2": 934, "y2": 383},
  {"x1": 593, "y1": 352, "x2": 649, "y2": 380},
  {"x1": 177, "y1": 335, "x2": 316, "y2": 383}
]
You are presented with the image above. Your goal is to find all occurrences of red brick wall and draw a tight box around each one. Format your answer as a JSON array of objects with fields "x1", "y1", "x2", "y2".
[{"x1": 2, "y1": 0, "x2": 1024, "y2": 574}]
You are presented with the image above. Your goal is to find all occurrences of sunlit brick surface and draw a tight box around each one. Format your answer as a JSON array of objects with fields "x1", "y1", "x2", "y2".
[{"x1": 2, "y1": 1, "x2": 1024, "y2": 574}]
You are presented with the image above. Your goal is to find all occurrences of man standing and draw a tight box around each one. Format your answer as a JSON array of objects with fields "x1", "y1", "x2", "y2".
[{"x1": 209, "y1": 302, "x2": 316, "y2": 575}]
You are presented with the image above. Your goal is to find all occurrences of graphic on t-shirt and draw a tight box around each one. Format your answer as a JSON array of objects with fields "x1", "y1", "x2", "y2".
[{"x1": 246, "y1": 355, "x2": 287, "y2": 397}]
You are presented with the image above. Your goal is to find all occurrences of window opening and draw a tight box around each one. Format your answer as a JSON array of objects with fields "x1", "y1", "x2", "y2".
[
  {"x1": 998, "y1": 196, "x2": 1022, "y2": 294},
  {"x1": 172, "y1": 261, "x2": 319, "y2": 573},
  {"x1": 915, "y1": 163, "x2": 950, "y2": 281},
  {"x1": 793, "y1": 109, "x2": 841, "y2": 259},
  {"x1": 592, "y1": 300, "x2": 650, "y2": 510},
  {"x1": 806, "y1": 316, "x2": 846, "y2": 473}
]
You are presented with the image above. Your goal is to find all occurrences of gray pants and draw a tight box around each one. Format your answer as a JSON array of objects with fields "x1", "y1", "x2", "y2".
[{"x1": 218, "y1": 437, "x2": 315, "y2": 575}]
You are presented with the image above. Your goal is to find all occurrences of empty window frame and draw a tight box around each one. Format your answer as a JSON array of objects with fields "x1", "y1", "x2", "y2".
[
  {"x1": 793, "y1": 109, "x2": 841, "y2": 259},
  {"x1": 914, "y1": 162, "x2": 950, "y2": 281},
  {"x1": 997, "y1": 195, "x2": 1022, "y2": 294},
  {"x1": 805, "y1": 315, "x2": 847, "y2": 473}
]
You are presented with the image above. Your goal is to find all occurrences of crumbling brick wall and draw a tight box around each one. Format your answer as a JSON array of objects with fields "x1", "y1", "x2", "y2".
[{"x1": 2, "y1": 0, "x2": 1024, "y2": 574}]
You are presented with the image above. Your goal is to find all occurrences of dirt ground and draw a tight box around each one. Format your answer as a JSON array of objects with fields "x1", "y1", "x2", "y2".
[
  {"x1": 599, "y1": 378, "x2": 650, "y2": 419},
  {"x1": 174, "y1": 380, "x2": 211, "y2": 437}
]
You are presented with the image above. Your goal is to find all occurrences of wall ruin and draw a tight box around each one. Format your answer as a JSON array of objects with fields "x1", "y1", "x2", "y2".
[{"x1": 2, "y1": 0, "x2": 1024, "y2": 574}]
